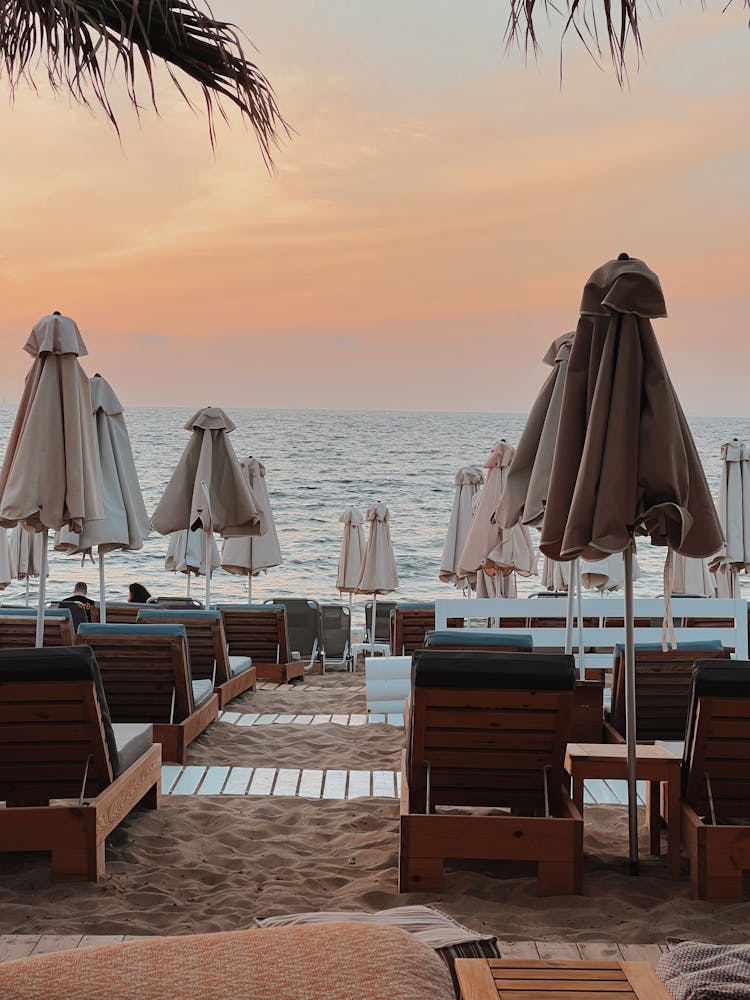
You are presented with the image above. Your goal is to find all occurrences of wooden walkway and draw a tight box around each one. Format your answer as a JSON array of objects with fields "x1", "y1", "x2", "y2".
[
  {"x1": 219, "y1": 710, "x2": 405, "y2": 727},
  {"x1": 0, "y1": 935, "x2": 669, "y2": 965}
]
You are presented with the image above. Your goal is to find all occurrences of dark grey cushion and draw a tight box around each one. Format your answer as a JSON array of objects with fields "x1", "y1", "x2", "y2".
[
  {"x1": 138, "y1": 609, "x2": 220, "y2": 623},
  {"x1": 228, "y1": 654, "x2": 252, "y2": 677},
  {"x1": 425, "y1": 629, "x2": 532, "y2": 651},
  {"x1": 112, "y1": 723, "x2": 153, "y2": 776},
  {"x1": 683, "y1": 660, "x2": 750, "y2": 789},
  {"x1": 412, "y1": 649, "x2": 576, "y2": 690},
  {"x1": 192, "y1": 679, "x2": 214, "y2": 708}
]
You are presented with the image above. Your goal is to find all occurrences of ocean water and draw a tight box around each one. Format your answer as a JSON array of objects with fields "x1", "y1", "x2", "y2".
[{"x1": 0, "y1": 405, "x2": 748, "y2": 615}]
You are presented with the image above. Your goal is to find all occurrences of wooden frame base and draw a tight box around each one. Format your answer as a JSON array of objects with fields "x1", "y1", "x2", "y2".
[
  {"x1": 455, "y1": 959, "x2": 670, "y2": 1000},
  {"x1": 153, "y1": 693, "x2": 219, "y2": 764},
  {"x1": 399, "y1": 764, "x2": 583, "y2": 896},
  {"x1": 0, "y1": 744, "x2": 161, "y2": 882},
  {"x1": 570, "y1": 679, "x2": 605, "y2": 742},
  {"x1": 253, "y1": 660, "x2": 305, "y2": 683},
  {"x1": 216, "y1": 666, "x2": 257, "y2": 708},
  {"x1": 682, "y1": 802, "x2": 750, "y2": 901}
]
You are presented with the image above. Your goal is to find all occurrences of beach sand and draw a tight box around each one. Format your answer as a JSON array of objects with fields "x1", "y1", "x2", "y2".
[{"x1": 2, "y1": 670, "x2": 750, "y2": 943}]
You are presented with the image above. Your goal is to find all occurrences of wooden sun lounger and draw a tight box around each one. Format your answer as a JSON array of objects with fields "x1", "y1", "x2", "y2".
[
  {"x1": 455, "y1": 959, "x2": 670, "y2": 999},
  {"x1": 217, "y1": 605, "x2": 304, "y2": 683},
  {"x1": 607, "y1": 643, "x2": 730, "y2": 743},
  {"x1": 137, "y1": 609, "x2": 256, "y2": 708},
  {"x1": 680, "y1": 659, "x2": 750, "y2": 901},
  {"x1": 391, "y1": 604, "x2": 436, "y2": 655},
  {"x1": 399, "y1": 648, "x2": 583, "y2": 896},
  {"x1": 0, "y1": 608, "x2": 75, "y2": 647},
  {"x1": 90, "y1": 602, "x2": 152, "y2": 625},
  {"x1": 0, "y1": 646, "x2": 161, "y2": 881},
  {"x1": 76, "y1": 624, "x2": 218, "y2": 764}
]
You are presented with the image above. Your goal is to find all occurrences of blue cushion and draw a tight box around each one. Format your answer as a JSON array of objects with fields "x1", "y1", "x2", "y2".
[
  {"x1": 0, "y1": 607, "x2": 72, "y2": 620},
  {"x1": 137, "y1": 609, "x2": 220, "y2": 623},
  {"x1": 425, "y1": 629, "x2": 533, "y2": 651},
  {"x1": 216, "y1": 604, "x2": 285, "y2": 613},
  {"x1": 192, "y1": 679, "x2": 214, "y2": 708},
  {"x1": 78, "y1": 623, "x2": 188, "y2": 639},
  {"x1": 613, "y1": 640, "x2": 725, "y2": 656},
  {"x1": 395, "y1": 602, "x2": 434, "y2": 610},
  {"x1": 228, "y1": 655, "x2": 252, "y2": 677}
]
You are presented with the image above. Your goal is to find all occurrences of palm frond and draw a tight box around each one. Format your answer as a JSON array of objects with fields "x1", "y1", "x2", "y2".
[{"x1": 0, "y1": 1, "x2": 287, "y2": 160}]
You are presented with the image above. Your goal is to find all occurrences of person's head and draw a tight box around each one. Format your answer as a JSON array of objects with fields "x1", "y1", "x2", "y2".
[
  {"x1": 128, "y1": 582, "x2": 152, "y2": 604},
  {"x1": 73, "y1": 582, "x2": 88, "y2": 596}
]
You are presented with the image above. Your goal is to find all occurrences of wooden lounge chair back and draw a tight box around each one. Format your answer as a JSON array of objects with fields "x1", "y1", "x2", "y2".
[
  {"x1": 270, "y1": 598, "x2": 322, "y2": 662},
  {"x1": 610, "y1": 642, "x2": 730, "y2": 741},
  {"x1": 407, "y1": 649, "x2": 576, "y2": 816},
  {"x1": 90, "y1": 603, "x2": 151, "y2": 625},
  {"x1": 391, "y1": 604, "x2": 435, "y2": 655},
  {"x1": 683, "y1": 660, "x2": 750, "y2": 821},
  {"x1": 217, "y1": 604, "x2": 291, "y2": 663},
  {"x1": 424, "y1": 629, "x2": 533, "y2": 653},
  {"x1": 76, "y1": 624, "x2": 194, "y2": 723},
  {"x1": 0, "y1": 608, "x2": 75, "y2": 648},
  {"x1": 0, "y1": 646, "x2": 117, "y2": 805},
  {"x1": 136, "y1": 609, "x2": 229, "y2": 684}
]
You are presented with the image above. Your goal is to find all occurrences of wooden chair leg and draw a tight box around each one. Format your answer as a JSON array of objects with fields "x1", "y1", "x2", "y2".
[
  {"x1": 647, "y1": 781, "x2": 661, "y2": 857},
  {"x1": 538, "y1": 858, "x2": 582, "y2": 896},
  {"x1": 52, "y1": 839, "x2": 105, "y2": 883},
  {"x1": 399, "y1": 855, "x2": 445, "y2": 892}
]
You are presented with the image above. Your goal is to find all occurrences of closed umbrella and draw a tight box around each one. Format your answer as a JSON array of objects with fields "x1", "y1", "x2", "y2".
[
  {"x1": 55, "y1": 374, "x2": 150, "y2": 622},
  {"x1": 541, "y1": 556, "x2": 570, "y2": 592},
  {"x1": 0, "y1": 313, "x2": 103, "y2": 645},
  {"x1": 151, "y1": 407, "x2": 262, "y2": 608},
  {"x1": 0, "y1": 530, "x2": 12, "y2": 592},
  {"x1": 439, "y1": 465, "x2": 484, "y2": 590},
  {"x1": 336, "y1": 506, "x2": 366, "y2": 612},
  {"x1": 221, "y1": 457, "x2": 283, "y2": 602},
  {"x1": 540, "y1": 254, "x2": 723, "y2": 873},
  {"x1": 580, "y1": 552, "x2": 641, "y2": 593},
  {"x1": 8, "y1": 524, "x2": 46, "y2": 605},
  {"x1": 165, "y1": 528, "x2": 221, "y2": 597},
  {"x1": 458, "y1": 440, "x2": 536, "y2": 590},
  {"x1": 355, "y1": 502, "x2": 399, "y2": 654},
  {"x1": 671, "y1": 553, "x2": 715, "y2": 597},
  {"x1": 710, "y1": 438, "x2": 750, "y2": 596}
]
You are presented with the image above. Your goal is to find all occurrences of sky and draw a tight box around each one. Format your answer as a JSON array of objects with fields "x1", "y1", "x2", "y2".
[{"x1": 0, "y1": 1, "x2": 748, "y2": 414}]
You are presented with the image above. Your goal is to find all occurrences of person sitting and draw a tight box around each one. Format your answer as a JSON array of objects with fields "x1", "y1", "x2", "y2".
[
  {"x1": 58, "y1": 581, "x2": 94, "y2": 625},
  {"x1": 128, "y1": 582, "x2": 153, "y2": 604}
]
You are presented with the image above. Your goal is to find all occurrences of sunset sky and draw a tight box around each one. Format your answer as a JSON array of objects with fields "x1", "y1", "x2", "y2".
[{"x1": 0, "y1": 1, "x2": 748, "y2": 414}]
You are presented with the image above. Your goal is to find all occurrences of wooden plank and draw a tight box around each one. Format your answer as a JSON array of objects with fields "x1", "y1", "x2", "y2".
[
  {"x1": 171, "y1": 766, "x2": 206, "y2": 795},
  {"x1": 622, "y1": 961, "x2": 672, "y2": 995},
  {"x1": 237, "y1": 714, "x2": 260, "y2": 727},
  {"x1": 579, "y1": 943, "x2": 624, "y2": 961},
  {"x1": 373, "y1": 770, "x2": 396, "y2": 797},
  {"x1": 219, "y1": 712, "x2": 240, "y2": 724},
  {"x1": 455, "y1": 957, "x2": 497, "y2": 1000},
  {"x1": 349, "y1": 714, "x2": 368, "y2": 726},
  {"x1": 31, "y1": 935, "x2": 83, "y2": 955},
  {"x1": 292, "y1": 715, "x2": 314, "y2": 725},
  {"x1": 248, "y1": 768, "x2": 277, "y2": 795},
  {"x1": 78, "y1": 935, "x2": 126, "y2": 950},
  {"x1": 387, "y1": 713, "x2": 405, "y2": 727},
  {"x1": 273, "y1": 715, "x2": 296, "y2": 725},
  {"x1": 347, "y1": 770, "x2": 371, "y2": 799},
  {"x1": 368, "y1": 713, "x2": 387, "y2": 724},
  {"x1": 311, "y1": 714, "x2": 332, "y2": 725},
  {"x1": 160, "y1": 765, "x2": 182, "y2": 793},
  {"x1": 253, "y1": 714, "x2": 278, "y2": 725},
  {"x1": 297, "y1": 769, "x2": 324, "y2": 798},
  {"x1": 330, "y1": 714, "x2": 349, "y2": 725},
  {"x1": 197, "y1": 766, "x2": 230, "y2": 795},
  {"x1": 222, "y1": 767, "x2": 254, "y2": 795},
  {"x1": 536, "y1": 943, "x2": 586, "y2": 961},
  {"x1": 0, "y1": 936, "x2": 42, "y2": 962},
  {"x1": 496, "y1": 941, "x2": 541, "y2": 959},
  {"x1": 272, "y1": 769, "x2": 301, "y2": 796},
  {"x1": 322, "y1": 770, "x2": 347, "y2": 799},
  {"x1": 619, "y1": 946, "x2": 664, "y2": 968}
]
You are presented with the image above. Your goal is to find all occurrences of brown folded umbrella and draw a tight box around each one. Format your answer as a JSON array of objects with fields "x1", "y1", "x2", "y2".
[{"x1": 540, "y1": 258, "x2": 722, "y2": 563}]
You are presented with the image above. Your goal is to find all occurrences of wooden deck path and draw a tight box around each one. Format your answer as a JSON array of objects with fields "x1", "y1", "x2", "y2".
[
  {"x1": 0, "y1": 935, "x2": 669, "y2": 965},
  {"x1": 219, "y1": 710, "x2": 405, "y2": 727}
]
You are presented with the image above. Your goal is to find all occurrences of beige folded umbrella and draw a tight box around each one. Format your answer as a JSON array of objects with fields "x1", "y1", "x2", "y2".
[
  {"x1": 540, "y1": 254, "x2": 724, "y2": 873},
  {"x1": 165, "y1": 528, "x2": 221, "y2": 598},
  {"x1": 709, "y1": 438, "x2": 750, "y2": 596},
  {"x1": 55, "y1": 374, "x2": 151, "y2": 622},
  {"x1": 152, "y1": 407, "x2": 262, "y2": 607},
  {"x1": 496, "y1": 332, "x2": 574, "y2": 530},
  {"x1": 356, "y1": 502, "x2": 399, "y2": 654},
  {"x1": 580, "y1": 552, "x2": 641, "y2": 592},
  {"x1": 541, "y1": 556, "x2": 570, "y2": 592},
  {"x1": 439, "y1": 466, "x2": 484, "y2": 589},
  {"x1": 9, "y1": 524, "x2": 46, "y2": 605},
  {"x1": 0, "y1": 313, "x2": 104, "y2": 644},
  {"x1": 336, "y1": 506, "x2": 366, "y2": 596},
  {"x1": 221, "y1": 457, "x2": 283, "y2": 601},
  {"x1": 713, "y1": 564, "x2": 740, "y2": 599},
  {"x1": 670, "y1": 552, "x2": 715, "y2": 597},
  {"x1": 458, "y1": 440, "x2": 536, "y2": 587},
  {"x1": 0, "y1": 530, "x2": 12, "y2": 592}
]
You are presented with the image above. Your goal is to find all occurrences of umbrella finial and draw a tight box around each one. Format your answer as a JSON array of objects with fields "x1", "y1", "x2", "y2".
[
  {"x1": 617, "y1": 252, "x2": 630, "y2": 260},
  {"x1": 53, "y1": 310, "x2": 61, "y2": 315}
]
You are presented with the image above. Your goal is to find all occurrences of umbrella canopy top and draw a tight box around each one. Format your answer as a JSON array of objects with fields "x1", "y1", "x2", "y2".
[
  {"x1": 185, "y1": 407, "x2": 236, "y2": 432},
  {"x1": 721, "y1": 438, "x2": 749, "y2": 465},
  {"x1": 24, "y1": 313, "x2": 88, "y2": 358},
  {"x1": 90, "y1": 374, "x2": 124, "y2": 416},
  {"x1": 540, "y1": 256, "x2": 723, "y2": 562},
  {"x1": 340, "y1": 506, "x2": 364, "y2": 528},
  {"x1": 454, "y1": 465, "x2": 484, "y2": 487},
  {"x1": 356, "y1": 502, "x2": 399, "y2": 594},
  {"x1": 496, "y1": 332, "x2": 574, "y2": 531},
  {"x1": 484, "y1": 439, "x2": 514, "y2": 470}
]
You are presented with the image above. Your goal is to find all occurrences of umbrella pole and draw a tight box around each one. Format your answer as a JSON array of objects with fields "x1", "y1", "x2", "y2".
[
  {"x1": 624, "y1": 545, "x2": 639, "y2": 875},
  {"x1": 186, "y1": 572, "x2": 191, "y2": 598},
  {"x1": 35, "y1": 529, "x2": 49, "y2": 648},
  {"x1": 371, "y1": 592, "x2": 377, "y2": 656},
  {"x1": 205, "y1": 530, "x2": 212, "y2": 610},
  {"x1": 575, "y1": 558, "x2": 586, "y2": 679},
  {"x1": 248, "y1": 573, "x2": 252, "y2": 604},
  {"x1": 564, "y1": 560, "x2": 576, "y2": 655},
  {"x1": 25, "y1": 576, "x2": 30, "y2": 607},
  {"x1": 99, "y1": 550, "x2": 107, "y2": 624}
]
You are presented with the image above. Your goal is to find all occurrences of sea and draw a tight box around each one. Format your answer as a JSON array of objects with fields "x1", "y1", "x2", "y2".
[{"x1": 0, "y1": 405, "x2": 748, "y2": 619}]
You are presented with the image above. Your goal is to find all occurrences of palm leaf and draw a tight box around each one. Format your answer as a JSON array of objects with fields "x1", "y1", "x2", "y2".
[{"x1": 0, "y1": 1, "x2": 287, "y2": 159}]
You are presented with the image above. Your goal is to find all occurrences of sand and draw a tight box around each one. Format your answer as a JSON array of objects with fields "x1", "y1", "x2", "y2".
[{"x1": 3, "y1": 670, "x2": 750, "y2": 943}]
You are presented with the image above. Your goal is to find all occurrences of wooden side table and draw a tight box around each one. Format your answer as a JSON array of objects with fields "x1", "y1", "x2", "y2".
[
  {"x1": 565, "y1": 742, "x2": 682, "y2": 877},
  {"x1": 455, "y1": 959, "x2": 671, "y2": 999}
]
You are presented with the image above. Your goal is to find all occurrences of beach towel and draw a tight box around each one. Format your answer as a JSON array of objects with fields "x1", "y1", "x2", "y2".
[{"x1": 657, "y1": 941, "x2": 750, "y2": 1000}]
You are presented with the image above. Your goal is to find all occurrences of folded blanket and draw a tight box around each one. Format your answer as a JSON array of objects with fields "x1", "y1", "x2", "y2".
[{"x1": 658, "y1": 941, "x2": 750, "y2": 1000}]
